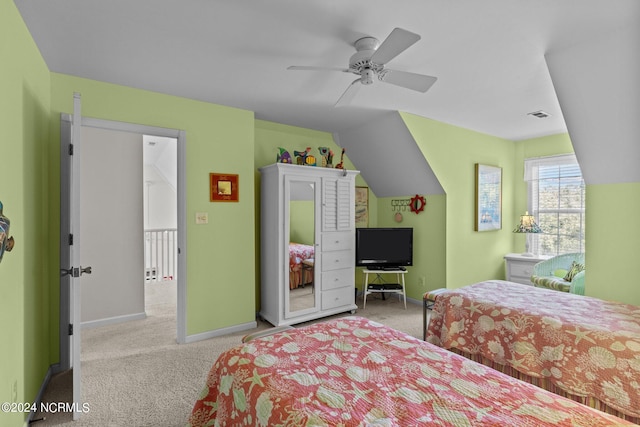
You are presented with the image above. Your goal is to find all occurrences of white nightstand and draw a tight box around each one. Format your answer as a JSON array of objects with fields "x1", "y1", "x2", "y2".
[{"x1": 504, "y1": 253, "x2": 550, "y2": 286}]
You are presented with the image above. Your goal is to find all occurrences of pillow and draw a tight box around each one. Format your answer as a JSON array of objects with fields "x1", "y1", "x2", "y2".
[
  {"x1": 563, "y1": 261, "x2": 585, "y2": 282},
  {"x1": 553, "y1": 268, "x2": 568, "y2": 278}
]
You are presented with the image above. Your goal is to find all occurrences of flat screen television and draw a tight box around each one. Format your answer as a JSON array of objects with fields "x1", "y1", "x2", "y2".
[{"x1": 355, "y1": 227, "x2": 413, "y2": 269}]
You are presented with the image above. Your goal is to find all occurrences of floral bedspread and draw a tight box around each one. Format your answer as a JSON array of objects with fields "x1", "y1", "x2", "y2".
[
  {"x1": 188, "y1": 316, "x2": 633, "y2": 426},
  {"x1": 427, "y1": 280, "x2": 640, "y2": 419},
  {"x1": 288, "y1": 242, "x2": 314, "y2": 289}
]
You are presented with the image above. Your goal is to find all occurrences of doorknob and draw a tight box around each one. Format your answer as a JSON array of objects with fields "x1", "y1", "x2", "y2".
[{"x1": 60, "y1": 266, "x2": 93, "y2": 277}]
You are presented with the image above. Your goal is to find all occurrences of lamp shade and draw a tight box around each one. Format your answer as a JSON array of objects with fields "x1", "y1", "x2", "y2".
[{"x1": 513, "y1": 211, "x2": 542, "y2": 234}]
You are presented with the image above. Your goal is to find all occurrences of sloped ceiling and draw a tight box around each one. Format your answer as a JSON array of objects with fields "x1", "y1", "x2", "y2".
[
  {"x1": 546, "y1": 24, "x2": 640, "y2": 185},
  {"x1": 15, "y1": 0, "x2": 638, "y2": 140},
  {"x1": 143, "y1": 135, "x2": 177, "y2": 190},
  {"x1": 335, "y1": 112, "x2": 444, "y2": 197},
  {"x1": 14, "y1": 1, "x2": 640, "y2": 191}
]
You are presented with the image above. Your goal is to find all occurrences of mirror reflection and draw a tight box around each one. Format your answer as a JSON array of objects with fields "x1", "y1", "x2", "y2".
[{"x1": 288, "y1": 180, "x2": 316, "y2": 314}]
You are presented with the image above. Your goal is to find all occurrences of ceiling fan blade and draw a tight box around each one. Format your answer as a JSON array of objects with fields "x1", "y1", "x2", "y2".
[
  {"x1": 335, "y1": 79, "x2": 361, "y2": 107},
  {"x1": 287, "y1": 65, "x2": 350, "y2": 72},
  {"x1": 380, "y1": 69, "x2": 437, "y2": 93},
  {"x1": 370, "y1": 28, "x2": 420, "y2": 65}
]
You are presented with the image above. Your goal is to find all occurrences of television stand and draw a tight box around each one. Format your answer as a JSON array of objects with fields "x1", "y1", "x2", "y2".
[{"x1": 362, "y1": 269, "x2": 407, "y2": 310}]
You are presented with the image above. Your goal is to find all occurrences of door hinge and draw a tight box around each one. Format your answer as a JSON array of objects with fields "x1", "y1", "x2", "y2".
[
  {"x1": 69, "y1": 144, "x2": 74, "y2": 155},
  {"x1": 69, "y1": 234, "x2": 73, "y2": 246},
  {"x1": 68, "y1": 324, "x2": 73, "y2": 336}
]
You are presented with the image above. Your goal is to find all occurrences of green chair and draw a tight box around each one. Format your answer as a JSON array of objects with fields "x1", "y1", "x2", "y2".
[{"x1": 530, "y1": 253, "x2": 585, "y2": 295}]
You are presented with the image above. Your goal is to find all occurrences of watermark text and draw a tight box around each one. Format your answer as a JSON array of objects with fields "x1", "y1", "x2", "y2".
[{"x1": 2, "y1": 401, "x2": 90, "y2": 414}]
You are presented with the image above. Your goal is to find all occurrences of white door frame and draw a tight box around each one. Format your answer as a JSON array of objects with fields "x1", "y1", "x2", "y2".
[{"x1": 59, "y1": 116, "x2": 188, "y2": 372}]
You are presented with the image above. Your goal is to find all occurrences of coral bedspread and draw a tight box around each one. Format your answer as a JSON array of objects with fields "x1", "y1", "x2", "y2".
[
  {"x1": 288, "y1": 242, "x2": 314, "y2": 289},
  {"x1": 427, "y1": 280, "x2": 640, "y2": 422},
  {"x1": 188, "y1": 316, "x2": 632, "y2": 426}
]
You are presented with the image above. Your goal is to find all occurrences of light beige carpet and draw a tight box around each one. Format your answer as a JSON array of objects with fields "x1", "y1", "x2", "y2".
[{"x1": 34, "y1": 282, "x2": 424, "y2": 426}]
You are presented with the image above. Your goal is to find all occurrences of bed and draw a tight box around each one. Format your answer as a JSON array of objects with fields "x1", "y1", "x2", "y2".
[
  {"x1": 288, "y1": 242, "x2": 314, "y2": 289},
  {"x1": 188, "y1": 316, "x2": 633, "y2": 426},
  {"x1": 426, "y1": 280, "x2": 640, "y2": 423}
]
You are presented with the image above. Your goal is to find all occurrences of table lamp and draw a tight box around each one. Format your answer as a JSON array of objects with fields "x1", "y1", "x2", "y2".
[{"x1": 513, "y1": 211, "x2": 542, "y2": 257}]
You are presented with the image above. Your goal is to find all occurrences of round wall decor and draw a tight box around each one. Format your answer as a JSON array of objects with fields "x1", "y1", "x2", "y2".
[{"x1": 410, "y1": 194, "x2": 426, "y2": 214}]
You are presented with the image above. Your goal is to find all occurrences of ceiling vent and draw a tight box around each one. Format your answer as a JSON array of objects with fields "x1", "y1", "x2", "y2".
[{"x1": 528, "y1": 110, "x2": 550, "y2": 119}]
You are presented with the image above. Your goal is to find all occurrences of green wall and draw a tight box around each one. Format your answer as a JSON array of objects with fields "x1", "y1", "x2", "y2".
[
  {"x1": 374, "y1": 195, "x2": 447, "y2": 300},
  {"x1": 586, "y1": 183, "x2": 640, "y2": 305},
  {"x1": 49, "y1": 74, "x2": 257, "y2": 337},
  {"x1": 254, "y1": 120, "x2": 360, "y2": 174},
  {"x1": 401, "y1": 113, "x2": 515, "y2": 289},
  {"x1": 1, "y1": 0, "x2": 52, "y2": 425},
  {"x1": 290, "y1": 201, "x2": 314, "y2": 244}
]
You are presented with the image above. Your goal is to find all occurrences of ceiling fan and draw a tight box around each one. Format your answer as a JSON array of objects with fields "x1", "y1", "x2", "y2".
[{"x1": 288, "y1": 28, "x2": 437, "y2": 107}]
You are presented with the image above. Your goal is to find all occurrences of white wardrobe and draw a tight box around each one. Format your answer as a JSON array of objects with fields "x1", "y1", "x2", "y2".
[{"x1": 259, "y1": 163, "x2": 359, "y2": 326}]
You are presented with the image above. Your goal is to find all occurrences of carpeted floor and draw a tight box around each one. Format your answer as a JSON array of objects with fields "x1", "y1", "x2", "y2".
[{"x1": 34, "y1": 281, "x2": 424, "y2": 426}]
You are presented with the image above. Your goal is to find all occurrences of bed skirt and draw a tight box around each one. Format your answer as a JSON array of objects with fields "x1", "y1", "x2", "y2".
[{"x1": 450, "y1": 348, "x2": 639, "y2": 424}]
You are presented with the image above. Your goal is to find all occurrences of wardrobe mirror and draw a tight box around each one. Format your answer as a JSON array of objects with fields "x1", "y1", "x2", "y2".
[{"x1": 286, "y1": 179, "x2": 318, "y2": 317}]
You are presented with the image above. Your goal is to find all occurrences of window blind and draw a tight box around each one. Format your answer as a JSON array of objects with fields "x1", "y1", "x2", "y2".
[
  {"x1": 524, "y1": 154, "x2": 586, "y2": 256},
  {"x1": 524, "y1": 154, "x2": 582, "y2": 181}
]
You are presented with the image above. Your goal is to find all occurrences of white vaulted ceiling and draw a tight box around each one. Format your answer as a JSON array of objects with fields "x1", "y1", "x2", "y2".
[
  {"x1": 14, "y1": 1, "x2": 640, "y2": 194},
  {"x1": 14, "y1": 0, "x2": 639, "y2": 141}
]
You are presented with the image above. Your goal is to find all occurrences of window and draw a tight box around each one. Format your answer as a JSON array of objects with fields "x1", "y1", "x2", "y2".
[{"x1": 525, "y1": 154, "x2": 585, "y2": 256}]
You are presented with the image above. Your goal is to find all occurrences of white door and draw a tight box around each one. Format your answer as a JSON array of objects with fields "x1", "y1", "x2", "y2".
[
  {"x1": 71, "y1": 92, "x2": 89, "y2": 420},
  {"x1": 60, "y1": 92, "x2": 90, "y2": 420}
]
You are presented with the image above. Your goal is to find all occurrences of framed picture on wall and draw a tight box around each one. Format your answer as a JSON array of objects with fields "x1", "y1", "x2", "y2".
[
  {"x1": 474, "y1": 164, "x2": 502, "y2": 231},
  {"x1": 210, "y1": 173, "x2": 239, "y2": 202},
  {"x1": 355, "y1": 186, "x2": 369, "y2": 227}
]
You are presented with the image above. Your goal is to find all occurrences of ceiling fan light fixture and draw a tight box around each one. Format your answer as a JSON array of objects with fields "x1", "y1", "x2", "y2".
[{"x1": 361, "y1": 68, "x2": 375, "y2": 85}]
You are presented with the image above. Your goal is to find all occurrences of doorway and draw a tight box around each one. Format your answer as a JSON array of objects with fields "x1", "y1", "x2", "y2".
[
  {"x1": 59, "y1": 116, "x2": 187, "y2": 374},
  {"x1": 143, "y1": 135, "x2": 178, "y2": 321}
]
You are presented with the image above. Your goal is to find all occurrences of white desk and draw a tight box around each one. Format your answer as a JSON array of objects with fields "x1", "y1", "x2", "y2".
[{"x1": 362, "y1": 269, "x2": 407, "y2": 309}]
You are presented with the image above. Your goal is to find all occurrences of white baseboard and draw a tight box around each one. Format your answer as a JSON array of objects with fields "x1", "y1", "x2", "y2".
[
  {"x1": 185, "y1": 320, "x2": 257, "y2": 344},
  {"x1": 81, "y1": 312, "x2": 146, "y2": 329}
]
